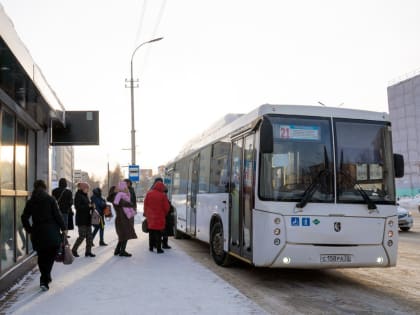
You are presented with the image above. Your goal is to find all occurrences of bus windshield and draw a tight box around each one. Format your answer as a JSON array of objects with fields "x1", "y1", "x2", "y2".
[
  {"x1": 259, "y1": 115, "x2": 396, "y2": 204},
  {"x1": 335, "y1": 119, "x2": 395, "y2": 204},
  {"x1": 259, "y1": 116, "x2": 334, "y2": 202}
]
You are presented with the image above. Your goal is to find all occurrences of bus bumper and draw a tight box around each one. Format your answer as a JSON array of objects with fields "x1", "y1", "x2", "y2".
[{"x1": 263, "y1": 244, "x2": 396, "y2": 269}]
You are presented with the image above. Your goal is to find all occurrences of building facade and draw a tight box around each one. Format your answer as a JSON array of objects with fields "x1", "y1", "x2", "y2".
[
  {"x1": 52, "y1": 146, "x2": 74, "y2": 190},
  {"x1": 388, "y1": 72, "x2": 420, "y2": 197},
  {"x1": 0, "y1": 5, "x2": 67, "y2": 291}
]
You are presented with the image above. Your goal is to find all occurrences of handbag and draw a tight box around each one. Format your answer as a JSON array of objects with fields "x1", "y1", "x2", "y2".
[
  {"x1": 142, "y1": 219, "x2": 148, "y2": 233},
  {"x1": 103, "y1": 205, "x2": 112, "y2": 218},
  {"x1": 91, "y1": 209, "x2": 101, "y2": 225},
  {"x1": 63, "y1": 243, "x2": 74, "y2": 265}
]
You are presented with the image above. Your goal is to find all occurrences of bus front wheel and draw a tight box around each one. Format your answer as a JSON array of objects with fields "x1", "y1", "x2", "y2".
[{"x1": 210, "y1": 222, "x2": 231, "y2": 266}]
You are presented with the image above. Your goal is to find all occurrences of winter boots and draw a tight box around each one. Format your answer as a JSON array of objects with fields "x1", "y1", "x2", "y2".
[{"x1": 115, "y1": 240, "x2": 132, "y2": 257}]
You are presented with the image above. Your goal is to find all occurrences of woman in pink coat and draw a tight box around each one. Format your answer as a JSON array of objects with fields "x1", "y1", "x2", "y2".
[{"x1": 144, "y1": 181, "x2": 169, "y2": 253}]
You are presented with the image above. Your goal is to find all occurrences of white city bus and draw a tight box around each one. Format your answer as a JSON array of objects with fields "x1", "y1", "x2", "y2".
[{"x1": 164, "y1": 104, "x2": 404, "y2": 268}]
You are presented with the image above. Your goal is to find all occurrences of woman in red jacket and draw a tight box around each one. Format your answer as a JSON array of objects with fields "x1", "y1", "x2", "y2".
[{"x1": 144, "y1": 181, "x2": 170, "y2": 253}]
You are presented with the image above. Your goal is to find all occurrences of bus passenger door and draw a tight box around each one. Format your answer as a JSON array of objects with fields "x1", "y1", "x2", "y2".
[
  {"x1": 230, "y1": 138, "x2": 242, "y2": 257},
  {"x1": 242, "y1": 134, "x2": 255, "y2": 260},
  {"x1": 230, "y1": 134, "x2": 255, "y2": 260},
  {"x1": 186, "y1": 155, "x2": 199, "y2": 235}
]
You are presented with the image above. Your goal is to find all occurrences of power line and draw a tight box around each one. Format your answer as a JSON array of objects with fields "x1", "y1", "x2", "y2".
[
  {"x1": 133, "y1": 0, "x2": 148, "y2": 47},
  {"x1": 136, "y1": 0, "x2": 167, "y2": 77}
]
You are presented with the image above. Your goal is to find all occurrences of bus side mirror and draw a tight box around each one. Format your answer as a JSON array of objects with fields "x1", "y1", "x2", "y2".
[
  {"x1": 260, "y1": 118, "x2": 273, "y2": 153},
  {"x1": 394, "y1": 153, "x2": 404, "y2": 178}
]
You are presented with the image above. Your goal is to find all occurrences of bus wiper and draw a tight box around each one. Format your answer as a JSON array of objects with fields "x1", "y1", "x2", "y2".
[
  {"x1": 339, "y1": 149, "x2": 377, "y2": 212},
  {"x1": 296, "y1": 146, "x2": 330, "y2": 210},
  {"x1": 354, "y1": 183, "x2": 377, "y2": 211},
  {"x1": 296, "y1": 169, "x2": 329, "y2": 210}
]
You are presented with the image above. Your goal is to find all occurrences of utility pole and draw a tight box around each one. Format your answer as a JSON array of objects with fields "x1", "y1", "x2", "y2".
[{"x1": 125, "y1": 37, "x2": 163, "y2": 166}]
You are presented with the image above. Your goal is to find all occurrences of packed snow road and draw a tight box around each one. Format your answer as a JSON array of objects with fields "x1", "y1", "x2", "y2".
[{"x1": 174, "y1": 211, "x2": 420, "y2": 315}]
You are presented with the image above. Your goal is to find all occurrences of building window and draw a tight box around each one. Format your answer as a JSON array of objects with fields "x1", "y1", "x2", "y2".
[
  {"x1": 15, "y1": 123, "x2": 27, "y2": 191},
  {"x1": 1, "y1": 111, "x2": 15, "y2": 190}
]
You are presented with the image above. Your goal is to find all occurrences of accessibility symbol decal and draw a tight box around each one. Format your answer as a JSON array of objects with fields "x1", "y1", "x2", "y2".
[
  {"x1": 291, "y1": 217, "x2": 300, "y2": 226},
  {"x1": 302, "y1": 217, "x2": 310, "y2": 226}
]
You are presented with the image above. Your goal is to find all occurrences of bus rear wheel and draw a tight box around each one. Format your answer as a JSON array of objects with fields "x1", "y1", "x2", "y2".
[{"x1": 210, "y1": 222, "x2": 231, "y2": 266}]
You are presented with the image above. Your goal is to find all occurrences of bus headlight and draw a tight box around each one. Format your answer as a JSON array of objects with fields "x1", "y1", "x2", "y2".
[
  {"x1": 388, "y1": 220, "x2": 394, "y2": 227},
  {"x1": 387, "y1": 240, "x2": 393, "y2": 247},
  {"x1": 283, "y1": 257, "x2": 291, "y2": 264},
  {"x1": 274, "y1": 228, "x2": 281, "y2": 235},
  {"x1": 274, "y1": 217, "x2": 281, "y2": 224},
  {"x1": 388, "y1": 230, "x2": 394, "y2": 238},
  {"x1": 274, "y1": 238, "x2": 281, "y2": 246},
  {"x1": 376, "y1": 256, "x2": 384, "y2": 264}
]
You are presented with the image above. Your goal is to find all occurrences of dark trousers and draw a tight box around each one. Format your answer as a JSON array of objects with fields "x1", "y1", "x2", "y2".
[
  {"x1": 162, "y1": 230, "x2": 169, "y2": 247},
  {"x1": 149, "y1": 230, "x2": 162, "y2": 251},
  {"x1": 61, "y1": 213, "x2": 69, "y2": 229},
  {"x1": 92, "y1": 224, "x2": 104, "y2": 243},
  {"x1": 38, "y1": 246, "x2": 58, "y2": 285},
  {"x1": 72, "y1": 225, "x2": 92, "y2": 253},
  {"x1": 115, "y1": 240, "x2": 128, "y2": 254}
]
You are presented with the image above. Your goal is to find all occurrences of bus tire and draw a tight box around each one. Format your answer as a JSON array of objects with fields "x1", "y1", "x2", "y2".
[{"x1": 210, "y1": 222, "x2": 231, "y2": 266}]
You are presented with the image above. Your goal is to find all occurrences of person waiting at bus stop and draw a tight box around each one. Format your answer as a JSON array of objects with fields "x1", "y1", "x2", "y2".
[
  {"x1": 52, "y1": 178, "x2": 73, "y2": 230},
  {"x1": 149, "y1": 177, "x2": 174, "y2": 249},
  {"x1": 110, "y1": 181, "x2": 138, "y2": 257},
  {"x1": 91, "y1": 187, "x2": 108, "y2": 246},
  {"x1": 21, "y1": 180, "x2": 67, "y2": 291},
  {"x1": 144, "y1": 181, "x2": 170, "y2": 253},
  {"x1": 72, "y1": 182, "x2": 95, "y2": 258}
]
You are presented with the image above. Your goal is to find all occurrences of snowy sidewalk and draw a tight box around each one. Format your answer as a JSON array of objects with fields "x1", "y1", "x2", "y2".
[{"x1": 1, "y1": 217, "x2": 265, "y2": 315}]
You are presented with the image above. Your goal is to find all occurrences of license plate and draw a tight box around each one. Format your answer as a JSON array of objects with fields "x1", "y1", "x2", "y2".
[{"x1": 320, "y1": 254, "x2": 352, "y2": 263}]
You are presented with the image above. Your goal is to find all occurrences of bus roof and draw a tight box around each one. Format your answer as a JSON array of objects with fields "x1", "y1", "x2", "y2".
[{"x1": 170, "y1": 104, "x2": 389, "y2": 163}]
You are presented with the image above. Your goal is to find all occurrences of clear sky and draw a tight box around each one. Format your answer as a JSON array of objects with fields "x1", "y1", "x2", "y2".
[{"x1": 1, "y1": 0, "x2": 420, "y2": 181}]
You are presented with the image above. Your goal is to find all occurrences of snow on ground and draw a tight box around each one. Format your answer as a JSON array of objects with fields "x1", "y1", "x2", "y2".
[{"x1": 1, "y1": 215, "x2": 266, "y2": 315}]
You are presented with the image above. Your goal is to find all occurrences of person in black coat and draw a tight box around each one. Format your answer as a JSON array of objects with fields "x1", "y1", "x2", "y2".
[
  {"x1": 52, "y1": 178, "x2": 73, "y2": 229},
  {"x1": 21, "y1": 180, "x2": 67, "y2": 291},
  {"x1": 71, "y1": 182, "x2": 95, "y2": 257},
  {"x1": 91, "y1": 187, "x2": 107, "y2": 246}
]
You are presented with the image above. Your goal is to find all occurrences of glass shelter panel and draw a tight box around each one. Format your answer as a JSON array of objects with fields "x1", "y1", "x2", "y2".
[
  {"x1": 16, "y1": 197, "x2": 27, "y2": 259},
  {"x1": 1, "y1": 197, "x2": 15, "y2": 272}
]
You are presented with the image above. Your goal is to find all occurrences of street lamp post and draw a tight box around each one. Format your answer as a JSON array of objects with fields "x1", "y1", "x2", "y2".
[{"x1": 128, "y1": 37, "x2": 163, "y2": 166}]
